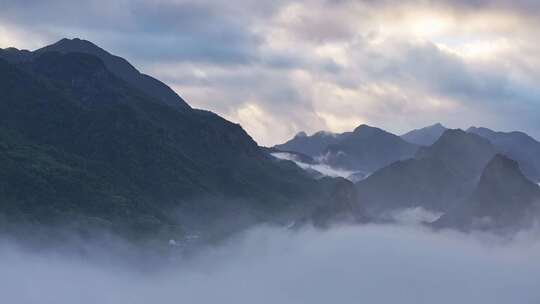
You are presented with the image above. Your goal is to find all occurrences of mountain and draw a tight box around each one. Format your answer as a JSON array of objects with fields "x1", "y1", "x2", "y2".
[
  {"x1": 0, "y1": 47, "x2": 34, "y2": 62},
  {"x1": 356, "y1": 129, "x2": 497, "y2": 216},
  {"x1": 274, "y1": 125, "x2": 418, "y2": 174},
  {"x1": 0, "y1": 40, "x2": 360, "y2": 241},
  {"x1": 401, "y1": 123, "x2": 447, "y2": 146},
  {"x1": 435, "y1": 154, "x2": 540, "y2": 230},
  {"x1": 274, "y1": 131, "x2": 348, "y2": 157},
  {"x1": 415, "y1": 129, "x2": 496, "y2": 178},
  {"x1": 467, "y1": 127, "x2": 540, "y2": 183},
  {"x1": 323, "y1": 125, "x2": 419, "y2": 172},
  {"x1": 2, "y1": 38, "x2": 190, "y2": 110}
]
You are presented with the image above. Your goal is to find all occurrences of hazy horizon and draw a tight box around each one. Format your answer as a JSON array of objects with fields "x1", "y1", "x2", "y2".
[{"x1": 3, "y1": 223, "x2": 540, "y2": 304}]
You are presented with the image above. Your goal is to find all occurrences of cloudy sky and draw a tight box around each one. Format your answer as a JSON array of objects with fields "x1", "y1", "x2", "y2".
[{"x1": 1, "y1": 0, "x2": 540, "y2": 145}]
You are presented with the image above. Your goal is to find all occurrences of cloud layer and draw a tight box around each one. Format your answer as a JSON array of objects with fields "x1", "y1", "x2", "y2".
[
  {"x1": 1, "y1": 0, "x2": 540, "y2": 145},
  {"x1": 2, "y1": 224, "x2": 540, "y2": 304}
]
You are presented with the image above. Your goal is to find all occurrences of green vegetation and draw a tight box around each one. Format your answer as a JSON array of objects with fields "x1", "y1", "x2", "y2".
[{"x1": 0, "y1": 52, "x2": 356, "y2": 241}]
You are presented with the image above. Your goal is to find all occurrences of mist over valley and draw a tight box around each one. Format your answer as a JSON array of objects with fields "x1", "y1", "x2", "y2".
[{"x1": 2, "y1": 2, "x2": 540, "y2": 301}]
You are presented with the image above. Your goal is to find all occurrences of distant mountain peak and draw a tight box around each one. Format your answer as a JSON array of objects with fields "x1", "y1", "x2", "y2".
[
  {"x1": 476, "y1": 154, "x2": 540, "y2": 204},
  {"x1": 313, "y1": 130, "x2": 336, "y2": 137},
  {"x1": 351, "y1": 124, "x2": 391, "y2": 138},
  {"x1": 425, "y1": 129, "x2": 493, "y2": 154},
  {"x1": 37, "y1": 38, "x2": 113, "y2": 59},
  {"x1": 401, "y1": 123, "x2": 448, "y2": 146},
  {"x1": 467, "y1": 126, "x2": 540, "y2": 182},
  {"x1": 46, "y1": 38, "x2": 105, "y2": 54},
  {"x1": 479, "y1": 154, "x2": 540, "y2": 191},
  {"x1": 294, "y1": 131, "x2": 308, "y2": 138},
  {"x1": 437, "y1": 128, "x2": 493, "y2": 145},
  {"x1": 466, "y1": 126, "x2": 483, "y2": 132},
  {"x1": 468, "y1": 126, "x2": 537, "y2": 142},
  {"x1": 415, "y1": 128, "x2": 496, "y2": 179},
  {"x1": 274, "y1": 129, "x2": 344, "y2": 157},
  {"x1": 483, "y1": 154, "x2": 522, "y2": 178},
  {"x1": 466, "y1": 126, "x2": 499, "y2": 137},
  {"x1": 56, "y1": 37, "x2": 96, "y2": 46},
  {"x1": 275, "y1": 124, "x2": 417, "y2": 171},
  {"x1": 353, "y1": 124, "x2": 377, "y2": 132},
  {"x1": 445, "y1": 153, "x2": 540, "y2": 229},
  {"x1": 439, "y1": 128, "x2": 466, "y2": 138},
  {"x1": 420, "y1": 122, "x2": 445, "y2": 129}
]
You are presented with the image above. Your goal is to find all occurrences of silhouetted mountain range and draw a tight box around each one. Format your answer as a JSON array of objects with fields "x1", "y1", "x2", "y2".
[
  {"x1": 275, "y1": 125, "x2": 418, "y2": 174},
  {"x1": 356, "y1": 129, "x2": 496, "y2": 215},
  {"x1": 1, "y1": 39, "x2": 539, "y2": 238},
  {"x1": 272, "y1": 120, "x2": 540, "y2": 229},
  {"x1": 0, "y1": 39, "x2": 360, "y2": 241}
]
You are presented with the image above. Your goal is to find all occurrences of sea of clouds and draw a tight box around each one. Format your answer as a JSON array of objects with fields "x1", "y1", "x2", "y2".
[{"x1": 1, "y1": 223, "x2": 540, "y2": 304}]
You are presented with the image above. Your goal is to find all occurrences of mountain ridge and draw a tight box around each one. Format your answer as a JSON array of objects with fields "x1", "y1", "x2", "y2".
[
  {"x1": 274, "y1": 124, "x2": 418, "y2": 174},
  {"x1": 356, "y1": 129, "x2": 497, "y2": 215},
  {"x1": 323, "y1": 124, "x2": 419, "y2": 172},
  {"x1": 467, "y1": 126, "x2": 540, "y2": 182},
  {"x1": 0, "y1": 40, "x2": 361, "y2": 241},
  {"x1": 1, "y1": 38, "x2": 190, "y2": 110}
]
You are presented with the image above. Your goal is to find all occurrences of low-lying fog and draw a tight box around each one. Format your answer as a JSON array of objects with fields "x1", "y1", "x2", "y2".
[
  {"x1": 2, "y1": 223, "x2": 539, "y2": 304},
  {"x1": 271, "y1": 152, "x2": 366, "y2": 181}
]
